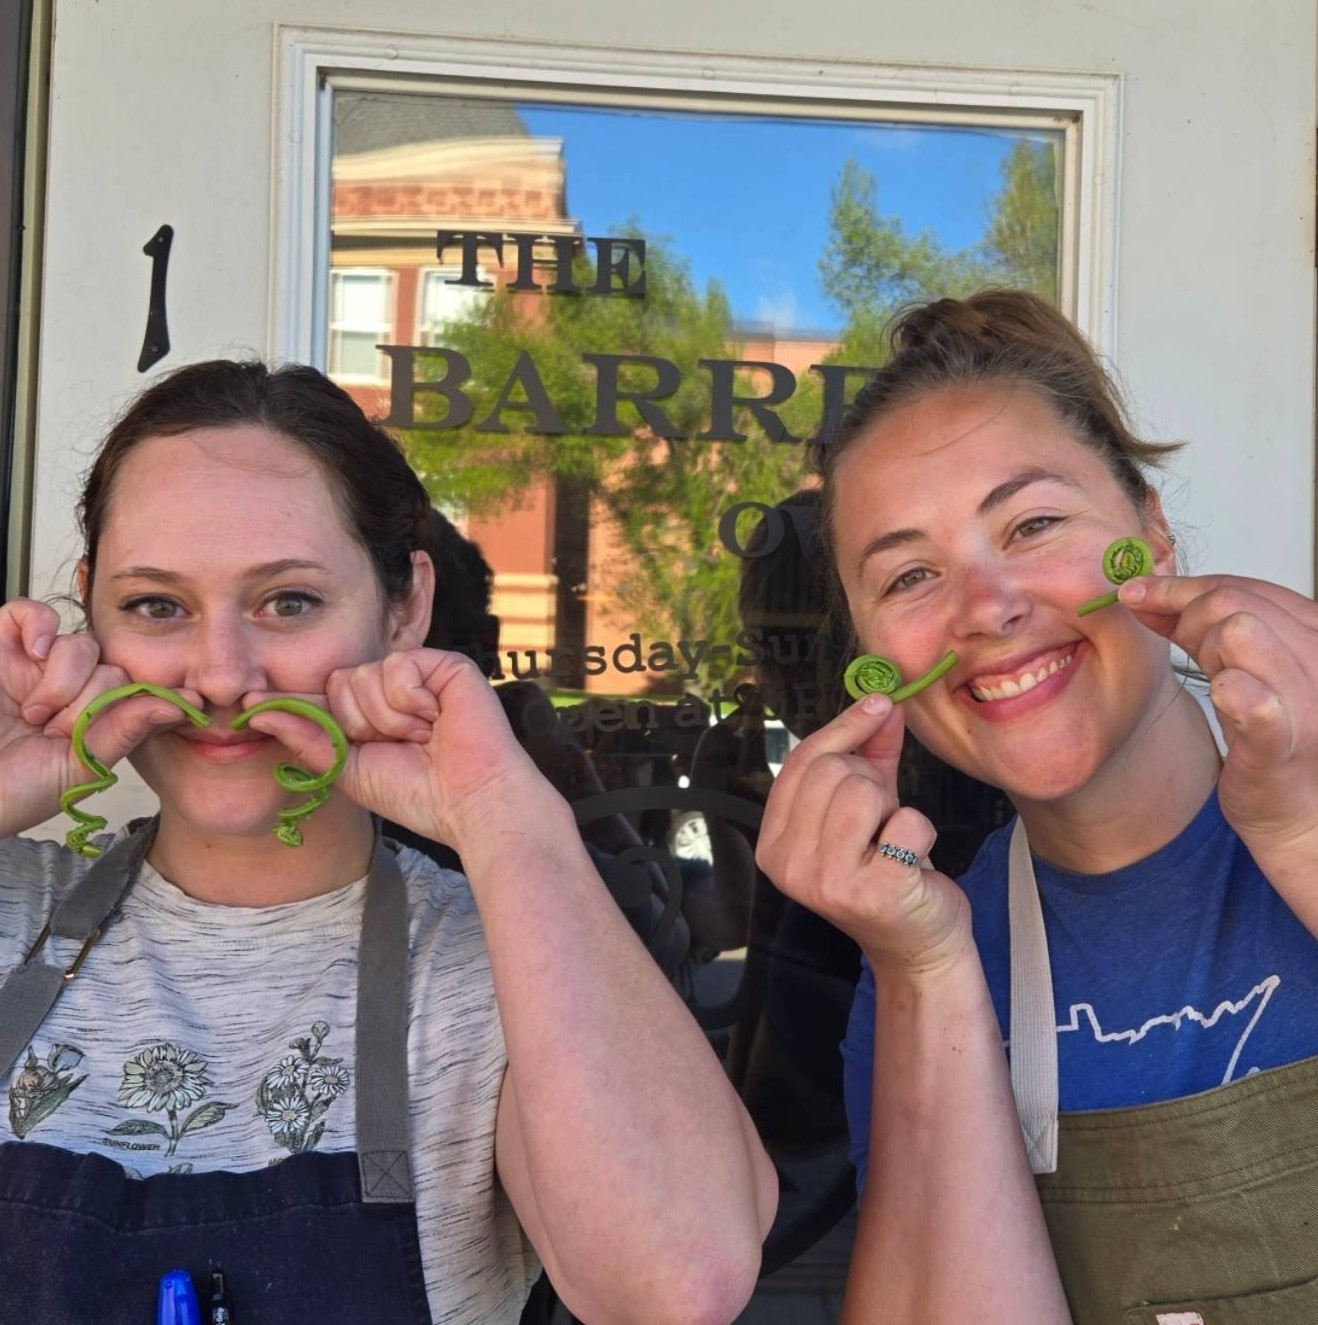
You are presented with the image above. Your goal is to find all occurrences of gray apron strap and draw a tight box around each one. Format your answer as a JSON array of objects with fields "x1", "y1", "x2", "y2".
[
  {"x1": 0, "y1": 825, "x2": 156, "y2": 1083},
  {"x1": 1007, "y1": 817, "x2": 1059, "y2": 1175},
  {"x1": 355, "y1": 839, "x2": 414, "y2": 1204}
]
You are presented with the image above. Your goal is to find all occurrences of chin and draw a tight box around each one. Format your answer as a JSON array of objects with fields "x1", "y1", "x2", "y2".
[
  {"x1": 994, "y1": 761, "x2": 1101, "y2": 806},
  {"x1": 929, "y1": 725, "x2": 1109, "y2": 807},
  {"x1": 158, "y1": 789, "x2": 290, "y2": 843}
]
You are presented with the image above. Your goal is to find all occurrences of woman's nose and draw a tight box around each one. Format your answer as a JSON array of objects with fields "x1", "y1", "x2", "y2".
[
  {"x1": 183, "y1": 619, "x2": 265, "y2": 708},
  {"x1": 950, "y1": 561, "x2": 1032, "y2": 641}
]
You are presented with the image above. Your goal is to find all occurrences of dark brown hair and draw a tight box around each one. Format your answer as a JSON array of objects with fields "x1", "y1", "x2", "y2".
[
  {"x1": 815, "y1": 289, "x2": 1180, "y2": 557},
  {"x1": 79, "y1": 360, "x2": 431, "y2": 605}
]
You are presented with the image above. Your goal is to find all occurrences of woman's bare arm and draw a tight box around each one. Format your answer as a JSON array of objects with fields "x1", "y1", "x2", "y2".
[{"x1": 844, "y1": 948, "x2": 1069, "y2": 1324}]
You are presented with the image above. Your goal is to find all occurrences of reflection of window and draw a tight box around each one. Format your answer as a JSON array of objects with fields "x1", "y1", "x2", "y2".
[
  {"x1": 328, "y1": 269, "x2": 393, "y2": 382},
  {"x1": 417, "y1": 267, "x2": 487, "y2": 346}
]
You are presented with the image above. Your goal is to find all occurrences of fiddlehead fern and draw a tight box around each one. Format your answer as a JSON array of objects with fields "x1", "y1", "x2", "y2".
[
  {"x1": 63, "y1": 683, "x2": 210, "y2": 857},
  {"x1": 229, "y1": 698, "x2": 348, "y2": 847}
]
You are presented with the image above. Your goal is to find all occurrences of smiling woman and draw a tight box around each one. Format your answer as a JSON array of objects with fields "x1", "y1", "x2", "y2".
[
  {"x1": 754, "y1": 290, "x2": 1318, "y2": 1324},
  {"x1": 0, "y1": 360, "x2": 776, "y2": 1325}
]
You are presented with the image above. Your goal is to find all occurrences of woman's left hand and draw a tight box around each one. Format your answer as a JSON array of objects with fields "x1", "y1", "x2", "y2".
[
  {"x1": 241, "y1": 648, "x2": 546, "y2": 850},
  {"x1": 1119, "y1": 573, "x2": 1318, "y2": 865}
]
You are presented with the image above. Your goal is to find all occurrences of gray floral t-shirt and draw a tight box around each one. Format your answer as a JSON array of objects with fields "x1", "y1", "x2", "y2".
[{"x1": 0, "y1": 833, "x2": 538, "y2": 1324}]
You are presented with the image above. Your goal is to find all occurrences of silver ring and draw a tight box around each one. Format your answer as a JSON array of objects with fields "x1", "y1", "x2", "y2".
[{"x1": 877, "y1": 842, "x2": 920, "y2": 867}]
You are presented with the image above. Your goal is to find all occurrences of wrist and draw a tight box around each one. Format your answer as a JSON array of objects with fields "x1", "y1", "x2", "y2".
[
  {"x1": 448, "y1": 773, "x2": 576, "y2": 864},
  {"x1": 865, "y1": 925, "x2": 983, "y2": 997}
]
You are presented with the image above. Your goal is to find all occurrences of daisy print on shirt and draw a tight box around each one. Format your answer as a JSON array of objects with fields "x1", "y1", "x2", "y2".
[{"x1": 257, "y1": 1020, "x2": 351, "y2": 1156}]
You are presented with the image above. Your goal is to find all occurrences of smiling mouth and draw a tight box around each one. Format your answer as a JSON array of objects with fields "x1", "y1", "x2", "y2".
[{"x1": 968, "y1": 651, "x2": 1075, "y2": 703}]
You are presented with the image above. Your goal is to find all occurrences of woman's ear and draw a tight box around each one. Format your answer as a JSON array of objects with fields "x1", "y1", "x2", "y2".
[
  {"x1": 389, "y1": 550, "x2": 435, "y2": 651},
  {"x1": 1140, "y1": 488, "x2": 1177, "y2": 574},
  {"x1": 76, "y1": 560, "x2": 91, "y2": 616}
]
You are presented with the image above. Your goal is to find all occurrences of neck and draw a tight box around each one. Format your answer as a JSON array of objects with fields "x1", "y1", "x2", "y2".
[
  {"x1": 146, "y1": 804, "x2": 377, "y2": 905},
  {"x1": 1013, "y1": 682, "x2": 1222, "y2": 874}
]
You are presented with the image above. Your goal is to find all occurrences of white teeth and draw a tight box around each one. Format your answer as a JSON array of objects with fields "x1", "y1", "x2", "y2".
[{"x1": 969, "y1": 652, "x2": 1074, "y2": 703}]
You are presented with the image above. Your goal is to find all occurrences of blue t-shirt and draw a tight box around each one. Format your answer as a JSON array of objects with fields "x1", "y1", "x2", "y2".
[{"x1": 842, "y1": 791, "x2": 1318, "y2": 1190}]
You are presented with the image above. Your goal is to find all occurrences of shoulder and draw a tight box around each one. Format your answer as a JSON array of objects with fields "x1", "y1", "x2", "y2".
[
  {"x1": 394, "y1": 845, "x2": 501, "y2": 1025},
  {"x1": 395, "y1": 843, "x2": 482, "y2": 937},
  {"x1": 0, "y1": 835, "x2": 99, "y2": 963},
  {"x1": 0, "y1": 833, "x2": 95, "y2": 891}
]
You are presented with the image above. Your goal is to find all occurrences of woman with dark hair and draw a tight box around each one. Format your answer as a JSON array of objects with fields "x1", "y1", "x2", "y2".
[
  {"x1": 0, "y1": 360, "x2": 775, "y2": 1324},
  {"x1": 756, "y1": 291, "x2": 1318, "y2": 1322}
]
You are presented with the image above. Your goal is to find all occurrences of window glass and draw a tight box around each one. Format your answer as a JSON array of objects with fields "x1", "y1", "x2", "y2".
[{"x1": 329, "y1": 84, "x2": 1056, "y2": 1319}]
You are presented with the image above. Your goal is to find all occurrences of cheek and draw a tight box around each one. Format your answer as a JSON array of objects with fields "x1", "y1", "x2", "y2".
[{"x1": 847, "y1": 588, "x2": 948, "y2": 678}]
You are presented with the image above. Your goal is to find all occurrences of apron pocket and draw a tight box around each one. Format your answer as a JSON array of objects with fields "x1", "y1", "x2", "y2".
[{"x1": 1124, "y1": 1274, "x2": 1318, "y2": 1324}]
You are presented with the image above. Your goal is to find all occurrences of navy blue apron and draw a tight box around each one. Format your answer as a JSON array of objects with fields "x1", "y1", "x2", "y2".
[{"x1": 0, "y1": 825, "x2": 434, "y2": 1324}]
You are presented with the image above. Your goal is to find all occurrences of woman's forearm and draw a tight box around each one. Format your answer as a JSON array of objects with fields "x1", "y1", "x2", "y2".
[
  {"x1": 460, "y1": 784, "x2": 776, "y2": 1325},
  {"x1": 844, "y1": 951, "x2": 1070, "y2": 1325}
]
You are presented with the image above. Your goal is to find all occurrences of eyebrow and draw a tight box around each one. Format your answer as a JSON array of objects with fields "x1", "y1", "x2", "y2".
[
  {"x1": 854, "y1": 468, "x2": 1084, "y2": 572},
  {"x1": 107, "y1": 558, "x2": 330, "y2": 585}
]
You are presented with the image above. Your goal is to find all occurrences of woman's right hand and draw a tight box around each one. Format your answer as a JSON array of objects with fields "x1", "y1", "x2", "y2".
[
  {"x1": 0, "y1": 599, "x2": 197, "y2": 838},
  {"x1": 755, "y1": 691, "x2": 974, "y2": 979}
]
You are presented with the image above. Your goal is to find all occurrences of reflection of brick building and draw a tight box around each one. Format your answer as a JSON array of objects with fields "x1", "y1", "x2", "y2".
[{"x1": 330, "y1": 94, "x2": 583, "y2": 678}]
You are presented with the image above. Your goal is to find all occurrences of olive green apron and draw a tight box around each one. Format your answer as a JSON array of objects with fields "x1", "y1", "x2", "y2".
[{"x1": 1009, "y1": 818, "x2": 1318, "y2": 1324}]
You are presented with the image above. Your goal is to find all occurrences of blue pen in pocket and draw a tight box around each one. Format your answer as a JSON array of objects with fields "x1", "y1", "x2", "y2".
[{"x1": 157, "y1": 1269, "x2": 201, "y2": 1325}]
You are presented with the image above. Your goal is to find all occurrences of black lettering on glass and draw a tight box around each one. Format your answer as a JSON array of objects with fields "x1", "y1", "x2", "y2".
[
  {"x1": 699, "y1": 359, "x2": 800, "y2": 443},
  {"x1": 378, "y1": 346, "x2": 474, "y2": 429},
  {"x1": 582, "y1": 353, "x2": 686, "y2": 439},
  {"x1": 434, "y1": 231, "x2": 504, "y2": 288},
  {"x1": 589, "y1": 238, "x2": 647, "y2": 296},
  {"x1": 719, "y1": 498, "x2": 816, "y2": 559},
  {"x1": 810, "y1": 363, "x2": 874, "y2": 442},
  {"x1": 476, "y1": 350, "x2": 568, "y2": 434}
]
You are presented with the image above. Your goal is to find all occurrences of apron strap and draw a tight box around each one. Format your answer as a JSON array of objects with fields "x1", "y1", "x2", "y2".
[
  {"x1": 355, "y1": 839, "x2": 414, "y2": 1204},
  {"x1": 1008, "y1": 817, "x2": 1059, "y2": 1175},
  {"x1": 0, "y1": 825, "x2": 155, "y2": 1084}
]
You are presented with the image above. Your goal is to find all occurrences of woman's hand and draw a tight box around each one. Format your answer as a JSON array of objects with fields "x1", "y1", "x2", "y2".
[
  {"x1": 755, "y1": 691, "x2": 974, "y2": 978},
  {"x1": 0, "y1": 599, "x2": 204, "y2": 838},
  {"x1": 1120, "y1": 573, "x2": 1318, "y2": 889},
  {"x1": 239, "y1": 648, "x2": 547, "y2": 850}
]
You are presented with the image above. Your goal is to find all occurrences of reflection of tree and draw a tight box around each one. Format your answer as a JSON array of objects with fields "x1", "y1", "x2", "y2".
[
  {"x1": 985, "y1": 140, "x2": 1060, "y2": 302},
  {"x1": 821, "y1": 139, "x2": 1059, "y2": 362},
  {"x1": 399, "y1": 139, "x2": 1058, "y2": 689}
]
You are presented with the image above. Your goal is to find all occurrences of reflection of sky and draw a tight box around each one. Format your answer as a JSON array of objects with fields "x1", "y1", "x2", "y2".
[{"x1": 519, "y1": 105, "x2": 1051, "y2": 337}]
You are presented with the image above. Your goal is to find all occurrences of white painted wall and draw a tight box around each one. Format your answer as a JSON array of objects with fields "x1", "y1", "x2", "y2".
[{"x1": 24, "y1": 0, "x2": 1317, "y2": 830}]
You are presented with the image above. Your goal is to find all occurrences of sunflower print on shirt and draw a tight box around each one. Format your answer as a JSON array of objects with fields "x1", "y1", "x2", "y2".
[{"x1": 106, "y1": 1042, "x2": 237, "y2": 1159}]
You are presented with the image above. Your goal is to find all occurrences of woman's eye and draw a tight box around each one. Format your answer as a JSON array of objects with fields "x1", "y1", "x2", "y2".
[
  {"x1": 265, "y1": 592, "x2": 321, "y2": 619},
  {"x1": 123, "y1": 597, "x2": 180, "y2": 621},
  {"x1": 1013, "y1": 515, "x2": 1061, "y2": 539},
  {"x1": 886, "y1": 566, "x2": 933, "y2": 596}
]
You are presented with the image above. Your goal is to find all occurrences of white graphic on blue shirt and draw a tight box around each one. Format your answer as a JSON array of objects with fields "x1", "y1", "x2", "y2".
[{"x1": 1055, "y1": 975, "x2": 1280, "y2": 1086}]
